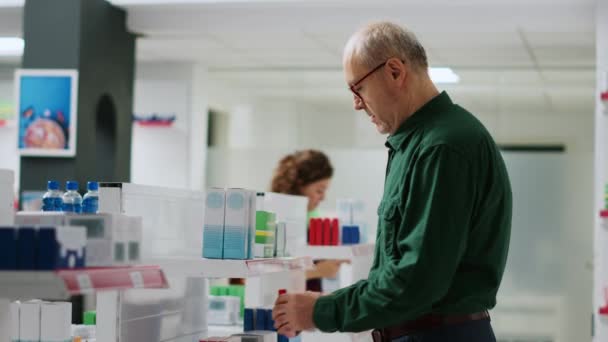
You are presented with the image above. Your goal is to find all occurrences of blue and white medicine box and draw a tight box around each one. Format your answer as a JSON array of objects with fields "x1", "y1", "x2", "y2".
[
  {"x1": 0, "y1": 227, "x2": 17, "y2": 269},
  {"x1": 244, "y1": 308, "x2": 255, "y2": 332},
  {"x1": 341, "y1": 225, "x2": 360, "y2": 245},
  {"x1": 254, "y1": 308, "x2": 267, "y2": 331},
  {"x1": 37, "y1": 226, "x2": 86, "y2": 270},
  {"x1": 16, "y1": 227, "x2": 36, "y2": 270},
  {"x1": 204, "y1": 188, "x2": 226, "y2": 259},
  {"x1": 223, "y1": 189, "x2": 252, "y2": 260}
]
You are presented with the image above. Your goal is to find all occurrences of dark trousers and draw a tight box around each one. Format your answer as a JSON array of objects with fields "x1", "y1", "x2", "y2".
[{"x1": 391, "y1": 319, "x2": 496, "y2": 342}]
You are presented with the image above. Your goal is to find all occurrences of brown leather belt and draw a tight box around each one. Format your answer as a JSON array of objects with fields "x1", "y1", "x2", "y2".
[{"x1": 371, "y1": 311, "x2": 490, "y2": 342}]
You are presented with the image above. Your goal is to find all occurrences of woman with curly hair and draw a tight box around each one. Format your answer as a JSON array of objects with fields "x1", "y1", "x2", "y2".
[
  {"x1": 271, "y1": 149, "x2": 345, "y2": 290},
  {"x1": 270, "y1": 149, "x2": 333, "y2": 215}
]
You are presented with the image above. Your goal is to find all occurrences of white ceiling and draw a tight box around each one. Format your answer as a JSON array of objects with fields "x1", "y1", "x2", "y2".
[{"x1": 0, "y1": 0, "x2": 597, "y2": 114}]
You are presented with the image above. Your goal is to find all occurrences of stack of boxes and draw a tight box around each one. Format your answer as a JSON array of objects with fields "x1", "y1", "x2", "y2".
[
  {"x1": 14, "y1": 212, "x2": 142, "y2": 267},
  {"x1": 210, "y1": 285, "x2": 246, "y2": 317},
  {"x1": 307, "y1": 217, "x2": 360, "y2": 246},
  {"x1": 0, "y1": 225, "x2": 86, "y2": 270},
  {"x1": 203, "y1": 188, "x2": 256, "y2": 260},
  {"x1": 307, "y1": 218, "x2": 339, "y2": 246},
  {"x1": 242, "y1": 308, "x2": 299, "y2": 342},
  {"x1": 242, "y1": 308, "x2": 278, "y2": 342},
  {"x1": 203, "y1": 188, "x2": 288, "y2": 259},
  {"x1": 208, "y1": 296, "x2": 241, "y2": 326},
  {"x1": 11, "y1": 300, "x2": 72, "y2": 342}
]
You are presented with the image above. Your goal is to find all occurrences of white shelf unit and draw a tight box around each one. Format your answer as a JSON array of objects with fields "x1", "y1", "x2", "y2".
[
  {"x1": 0, "y1": 266, "x2": 168, "y2": 301},
  {"x1": 96, "y1": 183, "x2": 313, "y2": 342},
  {"x1": 208, "y1": 324, "x2": 245, "y2": 337},
  {"x1": 0, "y1": 266, "x2": 168, "y2": 342},
  {"x1": 295, "y1": 244, "x2": 375, "y2": 260},
  {"x1": 294, "y1": 244, "x2": 375, "y2": 290},
  {"x1": 153, "y1": 257, "x2": 313, "y2": 279}
]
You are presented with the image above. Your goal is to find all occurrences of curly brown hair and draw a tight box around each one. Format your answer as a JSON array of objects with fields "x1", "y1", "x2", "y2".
[{"x1": 270, "y1": 150, "x2": 334, "y2": 195}]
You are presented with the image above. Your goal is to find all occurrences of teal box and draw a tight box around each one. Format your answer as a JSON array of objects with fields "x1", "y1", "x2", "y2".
[
  {"x1": 203, "y1": 188, "x2": 226, "y2": 259},
  {"x1": 223, "y1": 189, "x2": 252, "y2": 260},
  {"x1": 203, "y1": 225, "x2": 224, "y2": 259},
  {"x1": 224, "y1": 225, "x2": 247, "y2": 259}
]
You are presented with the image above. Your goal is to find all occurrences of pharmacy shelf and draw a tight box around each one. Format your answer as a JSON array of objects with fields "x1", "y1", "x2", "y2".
[
  {"x1": 294, "y1": 244, "x2": 375, "y2": 260},
  {"x1": 301, "y1": 330, "x2": 372, "y2": 342},
  {"x1": 0, "y1": 265, "x2": 168, "y2": 300},
  {"x1": 151, "y1": 257, "x2": 314, "y2": 278},
  {"x1": 207, "y1": 324, "x2": 244, "y2": 337},
  {"x1": 206, "y1": 327, "x2": 372, "y2": 342}
]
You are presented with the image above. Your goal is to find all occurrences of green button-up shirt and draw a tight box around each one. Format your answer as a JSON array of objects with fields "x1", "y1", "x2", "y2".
[{"x1": 313, "y1": 91, "x2": 512, "y2": 332}]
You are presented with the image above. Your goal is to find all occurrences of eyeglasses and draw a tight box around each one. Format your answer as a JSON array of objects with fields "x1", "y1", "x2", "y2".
[{"x1": 348, "y1": 60, "x2": 388, "y2": 105}]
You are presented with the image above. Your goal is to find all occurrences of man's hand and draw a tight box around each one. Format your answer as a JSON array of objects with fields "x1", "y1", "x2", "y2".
[{"x1": 272, "y1": 291, "x2": 322, "y2": 337}]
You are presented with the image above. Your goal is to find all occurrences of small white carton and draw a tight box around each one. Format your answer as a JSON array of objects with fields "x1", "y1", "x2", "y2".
[
  {"x1": 223, "y1": 189, "x2": 252, "y2": 260},
  {"x1": 40, "y1": 301, "x2": 72, "y2": 342},
  {"x1": 203, "y1": 188, "x2": 226, "y2": 259},
  {"x1": 19, "y1": 300, "x2": 42, "y2": 341}
]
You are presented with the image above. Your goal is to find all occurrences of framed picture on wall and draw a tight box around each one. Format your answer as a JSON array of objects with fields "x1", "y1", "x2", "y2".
[{"x1": 15, "y1": 69, "x2": 78, "y2": 157}]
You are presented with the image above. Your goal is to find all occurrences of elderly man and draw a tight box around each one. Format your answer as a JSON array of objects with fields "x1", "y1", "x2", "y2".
[{"x1": 272, "y1": 21, "x2": 512, "y2": 342}]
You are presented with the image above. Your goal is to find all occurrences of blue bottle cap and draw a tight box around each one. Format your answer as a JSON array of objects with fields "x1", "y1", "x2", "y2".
[
  {"x1": 87, "y1": 181, "x2": 99, "y2": 191},
  {"x1": 66, "y1": 181, "x2": 79, "y2": 191},
  {"x1": 47, "y1": 180, "x2": 59, "y2": 191}
]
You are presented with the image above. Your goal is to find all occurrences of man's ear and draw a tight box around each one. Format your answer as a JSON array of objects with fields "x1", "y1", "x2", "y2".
[{"x1": 387, "y1": 58, "x2": 406, "y2": 83}]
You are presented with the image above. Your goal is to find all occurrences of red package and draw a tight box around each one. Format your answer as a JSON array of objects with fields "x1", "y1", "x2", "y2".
[
  {"x1": 322, "y1": 218, "x2": 331, "y2": 245},
  {"x1": 330, "y1": 218, "x2": 339, "y2": 245},
  {"x1": 314, "y1": 219, "x2": 323, "y2": 245}
]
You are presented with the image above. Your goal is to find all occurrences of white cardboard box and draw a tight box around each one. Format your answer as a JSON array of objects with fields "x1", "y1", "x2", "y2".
[
  {"x1": 10, "y1": 301, "x2": 19, "y2": 342},
  {"x1": 263, "y1": 192, "x2": 307, "y2": 256},
  {"x1": 40, "y1": 301, "x2": 72, "y2": 342},
  {"x1": 19, "y1": 300, "x2": 42, "y2": 341}
]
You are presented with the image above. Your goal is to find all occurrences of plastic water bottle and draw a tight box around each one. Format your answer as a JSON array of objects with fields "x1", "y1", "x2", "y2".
[
  {"x1": 42, "y1": 180, "x2": 63, "y2": 211},
  {"x1": 62, "y1": 180, "x2": 82, "y2": 213},
  {"x1": 82, "y1": 181, "x2": 99, "y2": 214}
]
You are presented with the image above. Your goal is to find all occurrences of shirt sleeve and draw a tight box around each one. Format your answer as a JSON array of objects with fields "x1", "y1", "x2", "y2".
[{"x1": 313, "y1": 145, "x2": 476, "y2": 332}]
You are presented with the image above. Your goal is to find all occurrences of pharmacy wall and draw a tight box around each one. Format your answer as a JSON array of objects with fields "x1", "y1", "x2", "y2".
[
  {"x1": 131, "y1": 62, "x2": 193, "y2": 189},
  {"x1": 594, "y1": 0, "x2": 608, "y2": 341}
]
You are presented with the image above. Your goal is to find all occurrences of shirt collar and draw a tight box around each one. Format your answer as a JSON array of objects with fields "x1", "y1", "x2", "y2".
[{"x1": 385, "y1": 91, "x2": 453, "y2": 151}]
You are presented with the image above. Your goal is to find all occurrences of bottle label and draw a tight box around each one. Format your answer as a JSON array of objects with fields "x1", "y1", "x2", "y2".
[
  {"x1": 62, "y1": 203, "x2": 82, "y2": 214},
  {"x1": 82, "y1": 197, "x2": 99, "y2": 214}
]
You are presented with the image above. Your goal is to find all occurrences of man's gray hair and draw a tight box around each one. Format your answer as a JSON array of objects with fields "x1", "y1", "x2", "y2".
[{"x1": 344, "y1": 21, "x2": 428, "y2": 72}]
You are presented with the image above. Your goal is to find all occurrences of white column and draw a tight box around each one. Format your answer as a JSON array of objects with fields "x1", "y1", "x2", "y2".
[
  {"x1": 594, "y1": 0, "x2": 608, "y2": 340},
  {"x1": 228, "y1": 104, "x2": 254, "y2": 148},
  {"x1": 189, "y1": 64, "x2": 209, "y2": 190}
]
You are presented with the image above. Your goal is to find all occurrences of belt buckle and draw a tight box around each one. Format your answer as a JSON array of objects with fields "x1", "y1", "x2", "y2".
[{"x1": 371, "y1": 329, "x2": 386, "y2": 342}]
